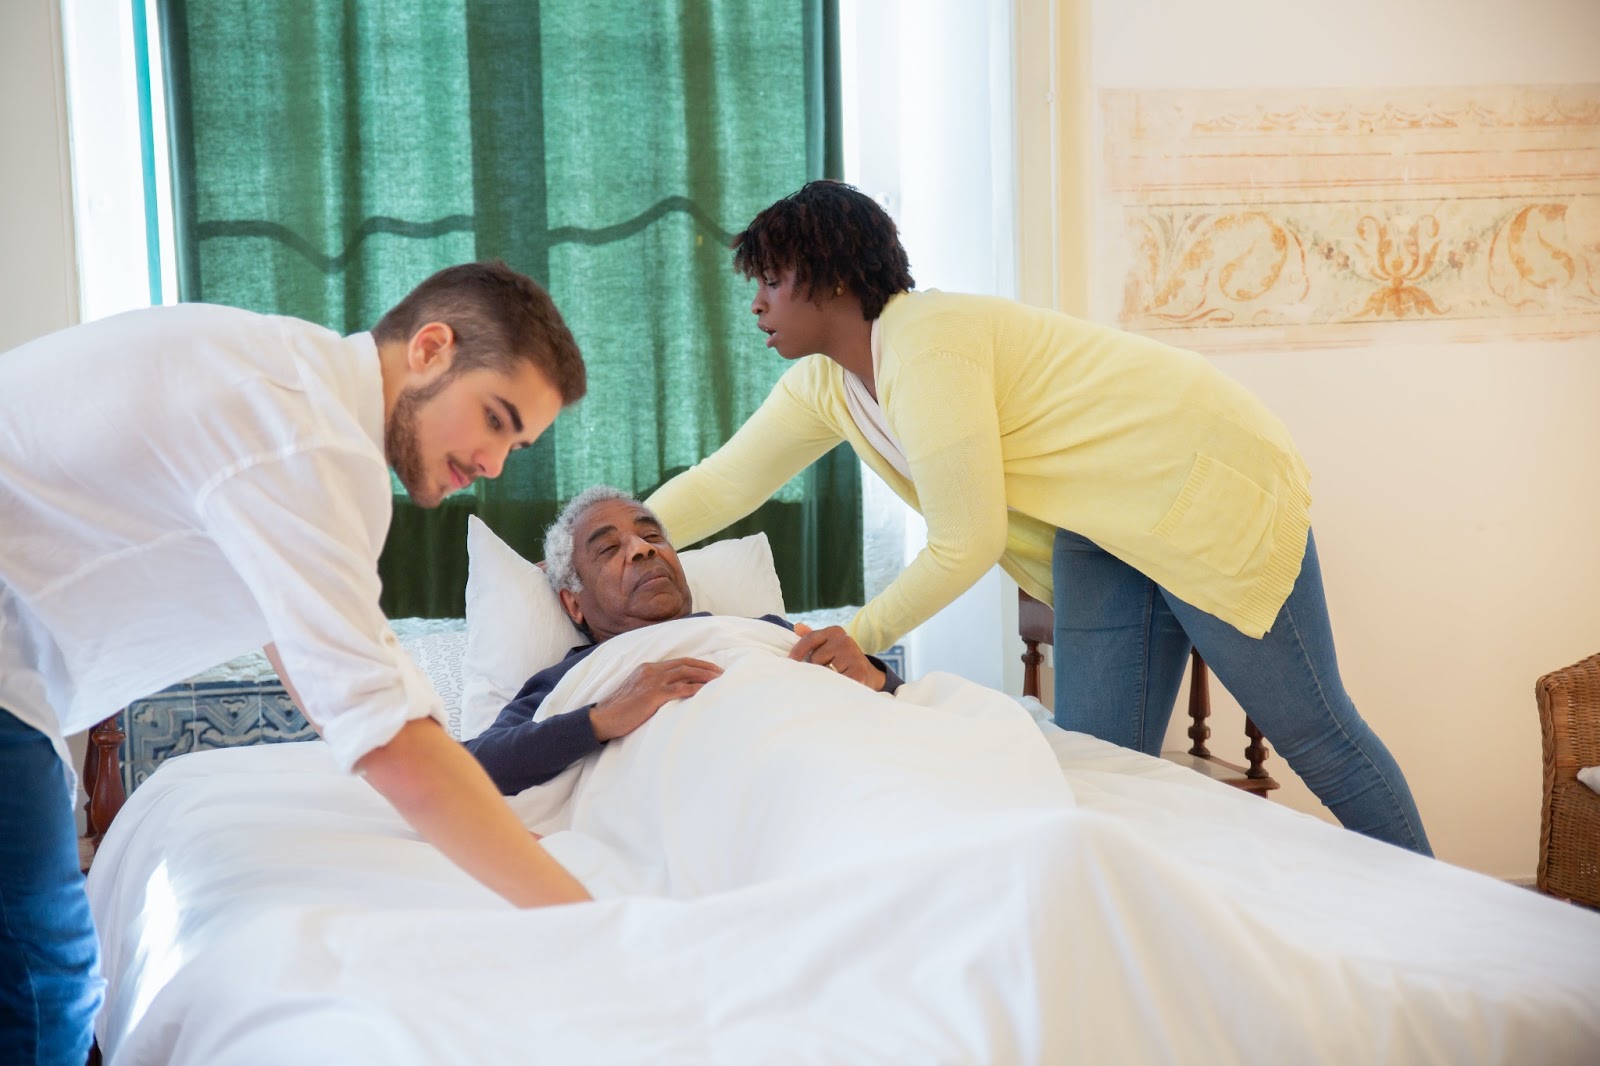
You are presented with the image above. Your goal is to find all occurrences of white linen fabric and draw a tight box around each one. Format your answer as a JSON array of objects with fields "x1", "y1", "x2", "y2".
[
  {"x1": 87, "y1": 712, "x2": 1600, "y2": 1065},
  {"x1": 0, "y1": 304, "x2": 442, "y2": 770},
  {"x1": 459, "y1": 515, "x2": 785, "y2": 740},
  {"x1": 506, "y1": 615, "x2": 1072, "y2": 898},
  {"x1": 1579, "y1": 766, "x2": 1600, "y2": 793}
]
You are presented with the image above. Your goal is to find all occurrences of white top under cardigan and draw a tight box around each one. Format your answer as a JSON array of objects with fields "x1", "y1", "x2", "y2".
[
  {"x1": 840, "y1": 319, "x2": 914, "y2": 481},
  {"x1": 0, "y1": 303, "x2": 443, "y2": 772}
]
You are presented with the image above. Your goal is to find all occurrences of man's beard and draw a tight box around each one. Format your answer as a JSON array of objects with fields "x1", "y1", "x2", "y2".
[{"x1": 385, "y1": 371, "x2": 455, "y2": 508}]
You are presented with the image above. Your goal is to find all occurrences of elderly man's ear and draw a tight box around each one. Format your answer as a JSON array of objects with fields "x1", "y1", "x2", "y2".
[{"x1": 558, "y1": 589, "x2": 584, "y2": 628}]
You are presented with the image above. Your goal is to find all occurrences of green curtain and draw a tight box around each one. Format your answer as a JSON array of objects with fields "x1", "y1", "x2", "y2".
[{"x1": 158, "y1": 0, "x2": 860, "y2": 617}]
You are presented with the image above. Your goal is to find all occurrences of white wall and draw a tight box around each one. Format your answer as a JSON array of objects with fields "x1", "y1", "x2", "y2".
[{"x1": 1077, "y1": 0, "x2": 1600, "y2": 878}]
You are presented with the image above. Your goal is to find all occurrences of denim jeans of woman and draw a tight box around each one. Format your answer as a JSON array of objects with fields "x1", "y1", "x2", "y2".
[
  {"x1": 0, "y1": 707, "x2": 103, "y2": 1066},
  {"x1": 1051, "y1": 528, "x2": 1431, "y2": 854}
]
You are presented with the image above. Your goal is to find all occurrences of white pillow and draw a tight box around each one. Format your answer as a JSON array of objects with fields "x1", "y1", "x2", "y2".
[{"x1": 459, "y1": 515, "x2": 786, "y2": 742}]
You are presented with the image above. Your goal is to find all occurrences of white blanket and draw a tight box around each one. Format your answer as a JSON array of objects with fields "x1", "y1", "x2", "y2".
[
  {"x1": 512, "y1": 615, "x2": 1075, "y2": 898},
  {"x1": 86, "y1": 627, "x2": 1600, "y2": 1065}
]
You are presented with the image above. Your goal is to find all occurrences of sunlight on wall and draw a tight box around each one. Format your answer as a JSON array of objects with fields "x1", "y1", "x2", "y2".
[{"x1": 838, "y1": 0, "x2": 1020, "y2": 687}]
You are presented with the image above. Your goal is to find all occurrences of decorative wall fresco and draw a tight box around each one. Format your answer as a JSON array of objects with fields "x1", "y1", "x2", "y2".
[{"x1": 1101, "y1": 85, "x2": 1600, "y2": 351}]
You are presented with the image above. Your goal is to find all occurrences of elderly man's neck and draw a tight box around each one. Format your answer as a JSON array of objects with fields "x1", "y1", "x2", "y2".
[{"x1": 587, "y1": 606, "x2": 698, "y2": 644}]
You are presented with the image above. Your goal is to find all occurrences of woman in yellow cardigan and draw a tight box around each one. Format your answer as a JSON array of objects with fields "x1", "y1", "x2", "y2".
[{"x1": 645, "y1": 181, "x2": 1429, "y2": 853}]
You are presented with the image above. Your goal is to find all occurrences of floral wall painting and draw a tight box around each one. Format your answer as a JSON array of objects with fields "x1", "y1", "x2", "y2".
[{"x1": 1102, "y1": 85, "x2": 1600, "y2": 351}]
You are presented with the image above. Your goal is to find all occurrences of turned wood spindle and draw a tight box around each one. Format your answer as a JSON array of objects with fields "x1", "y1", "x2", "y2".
[
  {"x1": 1186, "y1": 649, "x2": 1213, "y2": 758},
  {"x1": 1243, "y1": 716, "x2": 1272, "y2": 780},
  {"x1": 87, "y1": 713, "x2": 127, "y2": 847}
]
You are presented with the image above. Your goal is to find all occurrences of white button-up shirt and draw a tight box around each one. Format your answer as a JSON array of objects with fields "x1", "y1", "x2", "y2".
[{"x1": 0, "y1": 303, "x2": 442, "y2": 771}]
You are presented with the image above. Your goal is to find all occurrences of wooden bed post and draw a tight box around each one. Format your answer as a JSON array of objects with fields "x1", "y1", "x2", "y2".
[
  {"x1": 1185, "y1": 649, "x2": 1213, "y2": 758},
  {"x1": 1018, "y1": 587, "x2": 1052, "y2": 701},
  {"x1": 1243, "y1": 717, "x2": 1272, "y2": 781},
  {"x1": 1021, "y1": 638, "x2": 1043, "y2": 701},
  {"x1": 85, "y1": 712, "x2": 127, "y2": 847}
]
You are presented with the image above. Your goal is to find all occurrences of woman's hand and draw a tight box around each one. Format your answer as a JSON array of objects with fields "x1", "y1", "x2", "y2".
[{"x1": 788, "y1": 624, "x2": 887, "y2": 691}]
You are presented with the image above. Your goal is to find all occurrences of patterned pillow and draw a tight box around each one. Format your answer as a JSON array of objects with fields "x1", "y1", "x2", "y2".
[{"x1": 397, "y1": 629, "x2": 468, "y2": 740}]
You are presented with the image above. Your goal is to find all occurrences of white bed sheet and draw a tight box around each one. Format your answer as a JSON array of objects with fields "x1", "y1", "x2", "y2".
[{"x1": 87, "y1": 686, "x2": 1600, "y2": 1065}]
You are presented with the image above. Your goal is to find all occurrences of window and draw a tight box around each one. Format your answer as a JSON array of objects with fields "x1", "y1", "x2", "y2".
[{"x1": 70, "y1": 1, "x2": 862, "y2": 617}]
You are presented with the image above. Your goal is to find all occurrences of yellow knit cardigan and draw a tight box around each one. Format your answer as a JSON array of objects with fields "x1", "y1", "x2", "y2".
[{"x1": 646, "y1": 290, "x2": 1313, "y2": 653}]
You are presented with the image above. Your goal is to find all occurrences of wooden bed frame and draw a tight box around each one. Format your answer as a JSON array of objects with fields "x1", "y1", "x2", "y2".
[
  {"x1": 1018, "y1": 588, "x2": 1279, "y2": 796},
  {"x1": 80, "y1": 714, "x2": 127, "y2": 864}
]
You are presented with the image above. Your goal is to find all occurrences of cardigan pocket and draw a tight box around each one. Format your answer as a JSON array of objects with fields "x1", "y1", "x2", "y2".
[{"x1": 1151, "y1": 454, "x2": 1276, "y2": 577}]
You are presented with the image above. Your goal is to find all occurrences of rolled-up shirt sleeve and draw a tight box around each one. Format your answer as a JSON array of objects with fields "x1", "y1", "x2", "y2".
[{"x1": 197, "y1": 444, "x2": 442, "y2": 771}]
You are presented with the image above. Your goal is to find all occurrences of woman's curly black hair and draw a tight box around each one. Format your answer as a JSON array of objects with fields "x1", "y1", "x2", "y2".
[{"x1": 731, "y1": 180, "x2": 914, "y2": 320}]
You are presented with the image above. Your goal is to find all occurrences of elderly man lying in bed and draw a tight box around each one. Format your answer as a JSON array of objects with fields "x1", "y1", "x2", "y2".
[
  {"x1": 465, "y1": 485, "x2": 1073, "y2": 899},
  {"x1": 467, "y1": 485, "x2": 905, "y2": 795}
]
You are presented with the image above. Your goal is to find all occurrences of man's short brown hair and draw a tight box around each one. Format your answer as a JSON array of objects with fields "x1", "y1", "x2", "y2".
[{"x1": 373, "y1": 260, "x2": 586, "y2": 404}]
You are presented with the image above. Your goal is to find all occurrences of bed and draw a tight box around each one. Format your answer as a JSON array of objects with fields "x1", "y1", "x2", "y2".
[{"x1": 82, "y1": 529, "x2": 1600, "y2": 1065}]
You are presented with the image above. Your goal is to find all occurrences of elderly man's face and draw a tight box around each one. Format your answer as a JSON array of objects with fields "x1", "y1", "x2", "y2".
[{"x1": 558, "y1": 498, "x2": 693, "y2": 642}]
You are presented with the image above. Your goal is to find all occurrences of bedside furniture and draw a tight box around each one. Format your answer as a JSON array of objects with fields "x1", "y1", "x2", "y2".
[
  {"x1": 1019, "y1": 588, "x2": 1278, "y2": 796},
  {"x1": 1536, "y1": 651, "x2": 1600, "y2": 908}
]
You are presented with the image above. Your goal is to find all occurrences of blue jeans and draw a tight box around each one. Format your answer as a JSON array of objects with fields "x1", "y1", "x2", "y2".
[
  {"x1": 0, "y1": 707, "x2": 103, "y2": 1065},
  {"x1": 1051, "y1": 529, "x2": 1432, "y2": 854}
]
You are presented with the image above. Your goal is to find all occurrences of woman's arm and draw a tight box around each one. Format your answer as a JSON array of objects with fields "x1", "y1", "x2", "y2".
[{"x1": 646, "y1": 362, "x2": 844, "y2": 547}]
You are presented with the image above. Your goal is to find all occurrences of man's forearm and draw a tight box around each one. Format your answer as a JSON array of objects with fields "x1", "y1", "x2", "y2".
[
  {"x1": 358, "y1": 717, "x2": 591, "y2": 907},
  {"x1": 266, "y1": 644, "x2": 586, "y2": 906}
]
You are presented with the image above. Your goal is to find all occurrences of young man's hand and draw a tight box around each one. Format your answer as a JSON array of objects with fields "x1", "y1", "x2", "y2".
[
  {"x1": 590, "y1": 657, "x2": 722, "y2": 741},
  {"x1": 788, "y1": 624, "x2": 887, "y2": 691}
]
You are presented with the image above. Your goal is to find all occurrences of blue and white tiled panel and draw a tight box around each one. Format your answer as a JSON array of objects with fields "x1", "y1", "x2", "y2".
[
  {"x1": 121, "y1": 680, "x2": 315, "y2": 793},
  {"x1": 117, "y1": 618, "x2": 464, "y2": 794},
  {"x1": 878, "y1": 645, "x2": 907, "y2": 681}
]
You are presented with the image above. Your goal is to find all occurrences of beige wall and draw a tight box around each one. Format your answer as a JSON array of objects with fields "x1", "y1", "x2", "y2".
[
  {"x1": 1, "y1": 0, "x2": 78, "y2": 350},
  {"x1": 1208, "y1": 342, "x2": 1600, "y2": 879},
  {"x1": 3, "y1": 0, "x2": 87, "y2": 822},
  {"x1": 1028, "y1": 0, "x2": 1600, "y2": 878}
]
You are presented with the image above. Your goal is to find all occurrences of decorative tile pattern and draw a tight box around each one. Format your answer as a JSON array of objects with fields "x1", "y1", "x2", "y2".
[
  {"x1": 123, "y1": 680, "x2": 315, "y2": 793},
  {"x1": 1102, "y1": 84, "x2": 1600, "y2": 350},
  {"x1": 119, "y1": 618, "x2": 465, "y2": 793}
]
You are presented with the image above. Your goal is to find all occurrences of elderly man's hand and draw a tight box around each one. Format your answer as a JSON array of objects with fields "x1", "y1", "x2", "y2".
[
  {"x1": 590, "y1": 658, "x2": 722, "y2": 741},
  {"x1": 788, "y1": 624, "x2": 887, "y2": 692}
]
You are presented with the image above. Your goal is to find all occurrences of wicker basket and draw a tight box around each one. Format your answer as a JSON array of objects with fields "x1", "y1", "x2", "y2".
[{"x1": 1536, "y1": 652, "x2": 1600, "y2": 909}]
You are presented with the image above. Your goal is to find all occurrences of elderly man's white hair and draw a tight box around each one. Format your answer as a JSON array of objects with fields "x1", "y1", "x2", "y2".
[{"x1": 543, "y1": 485, "x2": 666, "y2": 595}]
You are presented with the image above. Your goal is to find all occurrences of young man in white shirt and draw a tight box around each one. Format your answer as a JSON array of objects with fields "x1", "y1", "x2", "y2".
[{"x1": 0, "y1": 260, "x2": 592, "y2": 1065}]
